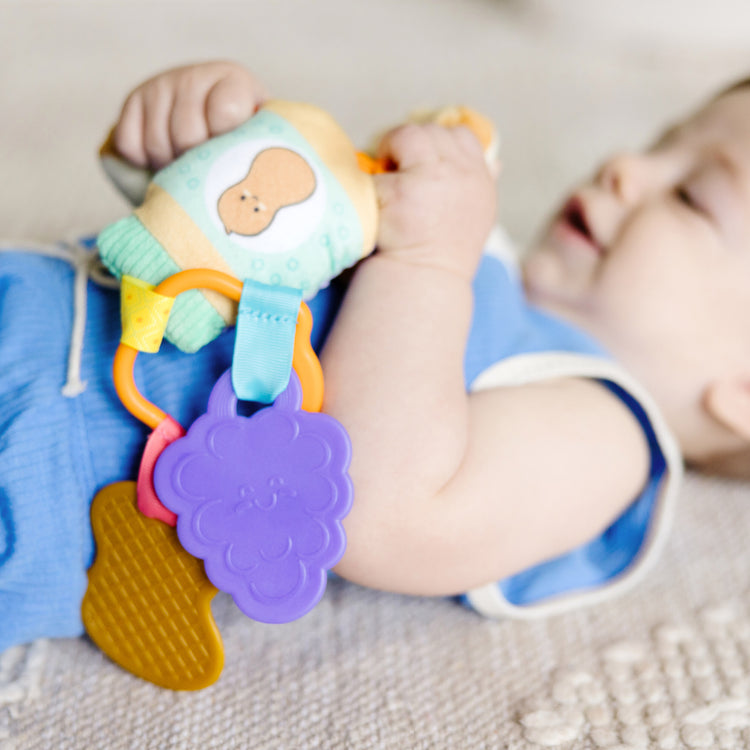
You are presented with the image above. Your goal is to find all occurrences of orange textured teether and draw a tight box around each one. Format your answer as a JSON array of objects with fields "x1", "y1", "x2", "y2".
[{"x1": 82, "y1": 481, "x2": 224, "y2": 690}]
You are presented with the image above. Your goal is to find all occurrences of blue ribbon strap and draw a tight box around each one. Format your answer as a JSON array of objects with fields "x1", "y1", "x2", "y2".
[{"x1": 232, "y1": 280, "x2": 303, "y2": 403}]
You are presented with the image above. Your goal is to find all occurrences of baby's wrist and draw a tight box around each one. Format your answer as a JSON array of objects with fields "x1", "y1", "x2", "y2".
[
  {"x1": 372, "y1": 242, "x2": 483, "y2": 283},
  {"x1": 362, "y1": 247, "x2": 478, "y2": 288}
]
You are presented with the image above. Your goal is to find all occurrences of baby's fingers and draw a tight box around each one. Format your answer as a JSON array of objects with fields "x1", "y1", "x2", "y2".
[
  {"x1": 376, "y1": 124, "x2": 441, "y2": 170},
  {"x1": 112, "y1": 62, "x2": 267, "y2": 171},
  {"x1": 168, "y1": 73, "x2": 213, "y2": 157},
  {"x1": 140, "y1": 77, "x2": 177, "y2": 169},
  {"x1": 113, "y1": 90, "x2": 148, "y2": 168},
  {"x1": 167, "y1": 65, "x2": 265, "y2": 161},
  {"x1": 112, "y1": 76, "x2": 176, "y2": 169},
  {"x1": 205, "y1": 68, "x2": 267, "y2": 136},
  {"x1": 377, "y1": 123, "x2": 482, "y2": 173}
]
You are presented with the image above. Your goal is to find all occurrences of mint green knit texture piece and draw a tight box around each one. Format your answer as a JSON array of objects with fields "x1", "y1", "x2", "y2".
[{"x1": 97, "y1": 216, "x2": 226, "y2": 353}]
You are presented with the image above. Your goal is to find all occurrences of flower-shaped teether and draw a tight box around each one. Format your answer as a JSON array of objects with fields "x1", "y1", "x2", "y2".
[{"x1": 153, "y1": 370, "x2": 352, "y2": 624}]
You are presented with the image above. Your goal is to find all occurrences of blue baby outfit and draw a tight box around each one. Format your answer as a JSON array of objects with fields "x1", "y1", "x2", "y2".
[{"x1": 0, "y1": 240, "x2": 676, "y2": 651}]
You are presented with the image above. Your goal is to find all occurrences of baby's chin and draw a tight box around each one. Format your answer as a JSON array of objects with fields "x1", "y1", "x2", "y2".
[
  {"x1": 519, "y1": 245, "x2": 563, "y2": 308},
  {"x1": 522, "y1": 212, "x2": 564, "y2": 262},
  {"x1": 520, "y1": 224, "x2": 565, "y2": 285},
  {"x1": 519, "y1": 224, "x2": 552, "y2": 271},
  {"x1": 519, "y1": 239, "x2": 601, "y2": 335}
]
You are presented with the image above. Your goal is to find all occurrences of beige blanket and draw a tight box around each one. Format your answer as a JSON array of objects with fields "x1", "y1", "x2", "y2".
[{"x1": 2, "y1": 2, "x2": 750, "y2": 747}]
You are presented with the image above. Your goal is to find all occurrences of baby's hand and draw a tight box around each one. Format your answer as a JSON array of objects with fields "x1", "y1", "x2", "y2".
[
  {"x1": 373, "y1": 123, "x2": 496, "y2": 281},
  {"x1": 113, "y1": 61, "x2": 268, "y2": 170}
]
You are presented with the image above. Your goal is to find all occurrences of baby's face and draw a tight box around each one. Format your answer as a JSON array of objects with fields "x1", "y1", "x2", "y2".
[{"x1": 522, "y1": 86, "x2": 750, "y2": 435}]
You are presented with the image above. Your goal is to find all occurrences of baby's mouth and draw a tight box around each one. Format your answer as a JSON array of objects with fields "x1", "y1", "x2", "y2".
[{"x1": 560, "y1": 197, "x2": 603, "y2": 254}]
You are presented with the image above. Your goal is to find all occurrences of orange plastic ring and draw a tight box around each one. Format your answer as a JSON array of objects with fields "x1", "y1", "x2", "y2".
[
  {"x1": 113, "y1": 269, "x2": 324, "y2": 430},
  {"x1": 356, "y1": 152, "x2": 392, "y2": 175}
]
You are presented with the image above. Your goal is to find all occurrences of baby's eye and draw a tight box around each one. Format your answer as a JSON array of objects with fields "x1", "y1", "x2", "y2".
[
  {"x1": 675, "y1": 185, "x2": 697, "y2": 209},
  {"x1": 674, "y1": 185, "x2": 708, "y2": 218}
]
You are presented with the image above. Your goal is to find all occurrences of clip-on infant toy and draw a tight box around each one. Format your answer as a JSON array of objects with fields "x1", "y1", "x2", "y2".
[{"x1": 81, "y1": 100, "x2": 495, "y2": 690}]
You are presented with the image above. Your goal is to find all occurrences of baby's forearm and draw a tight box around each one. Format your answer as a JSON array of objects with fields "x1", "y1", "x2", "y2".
[{"x1": 320, "y1": 254, "x2": 473, "y2": 507}]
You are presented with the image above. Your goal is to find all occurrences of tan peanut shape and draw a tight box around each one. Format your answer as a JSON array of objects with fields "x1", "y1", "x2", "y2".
[{"x1": 218, "y1": 147, "x2": 316, "y2": 236}]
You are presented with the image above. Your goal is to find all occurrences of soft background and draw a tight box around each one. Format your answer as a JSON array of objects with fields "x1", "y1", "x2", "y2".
[{"x1": 2, "y1": 2, "x2": 750, "y2": 748}]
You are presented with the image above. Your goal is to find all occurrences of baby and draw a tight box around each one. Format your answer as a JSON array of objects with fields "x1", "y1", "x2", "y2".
[{"x1": 1, "y1": 60, "x2": 748, "y2": 650}]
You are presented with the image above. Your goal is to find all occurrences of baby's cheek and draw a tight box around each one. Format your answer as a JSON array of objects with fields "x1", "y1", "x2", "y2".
[{"x1": 595, "y1": 225, "x2": 700, "y2": 335}]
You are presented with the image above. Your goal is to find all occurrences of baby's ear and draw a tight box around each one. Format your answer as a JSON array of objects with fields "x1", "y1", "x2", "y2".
[{"x1": 704, "y1": 376, "x2": 750, "y2": 443}]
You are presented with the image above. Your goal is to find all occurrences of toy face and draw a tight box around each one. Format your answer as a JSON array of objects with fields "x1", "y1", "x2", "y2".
[{"x1": 217, "y1": 148, "x2": 317, "y2": 237}]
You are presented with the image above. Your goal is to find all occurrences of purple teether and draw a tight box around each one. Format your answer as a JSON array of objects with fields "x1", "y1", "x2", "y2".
[{"x1": 153, "y1": 369, "x2": 353, "y2": 624}]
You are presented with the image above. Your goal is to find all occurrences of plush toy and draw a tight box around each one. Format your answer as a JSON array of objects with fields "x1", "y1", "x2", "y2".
[
  {"x1": 97, "y1": 100, "x2": 380, "y2": 354},
  {"x1": 84, "y1": 101, "x2": 496, "y2": 690}
]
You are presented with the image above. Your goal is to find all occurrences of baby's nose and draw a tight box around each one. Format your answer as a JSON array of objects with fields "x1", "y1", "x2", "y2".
[{"x1": 595, "y1": 152, "x2": 652, "y2": 205}]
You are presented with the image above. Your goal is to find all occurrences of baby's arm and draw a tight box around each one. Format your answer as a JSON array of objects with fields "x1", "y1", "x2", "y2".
[
  {"x1": 112, "y1": 62, "x2": 651, "y2": 599},
  {"x1": 323, "y1": 125, "x2": 653, "y2": 596}
]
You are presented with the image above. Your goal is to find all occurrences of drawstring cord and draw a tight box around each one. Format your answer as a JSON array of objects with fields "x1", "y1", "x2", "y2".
[{"x1": 0, "y1": 240, "x2": 119, "y2": 398}]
